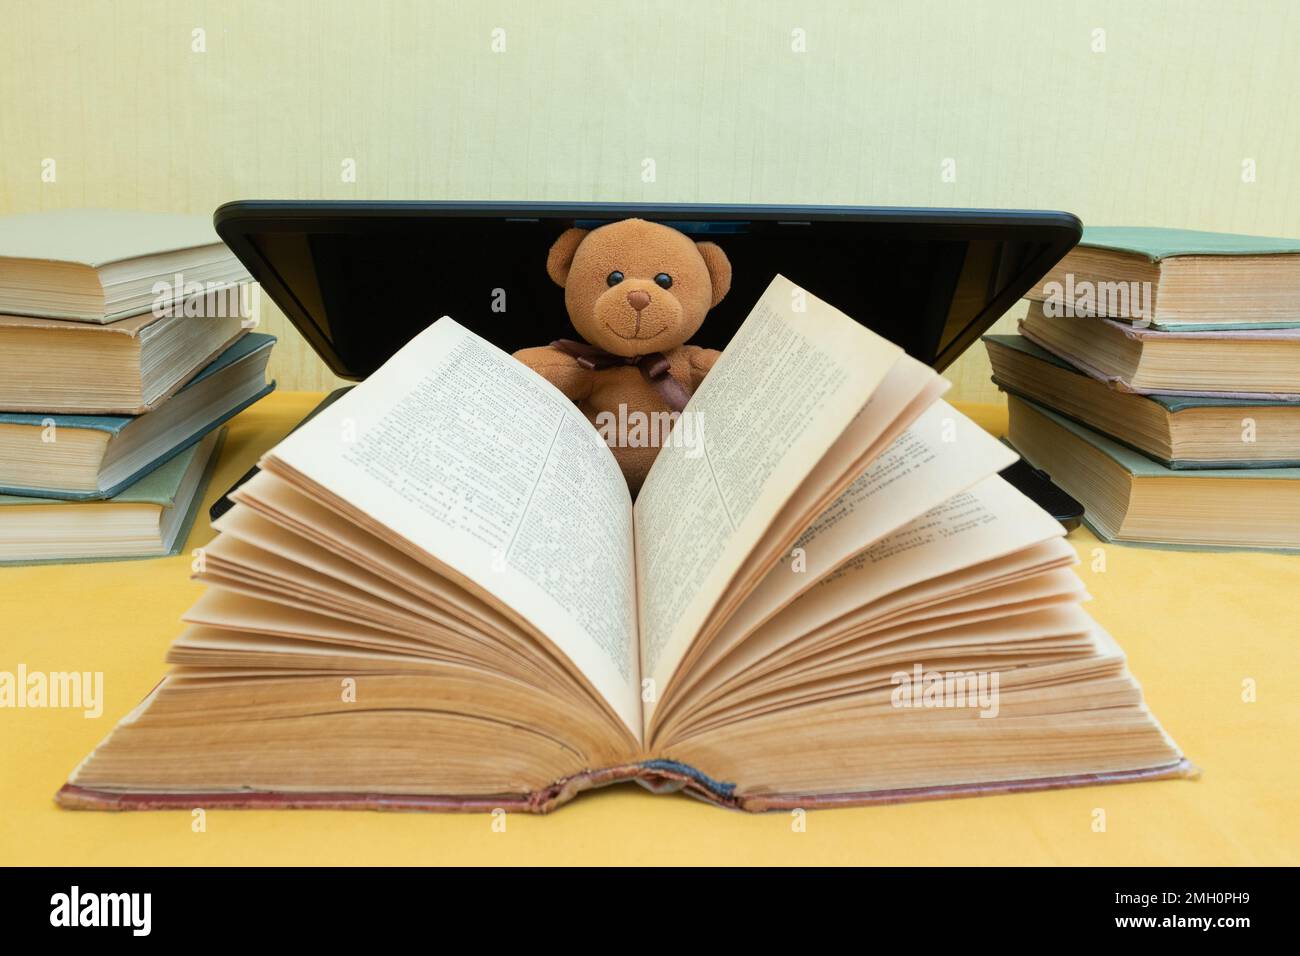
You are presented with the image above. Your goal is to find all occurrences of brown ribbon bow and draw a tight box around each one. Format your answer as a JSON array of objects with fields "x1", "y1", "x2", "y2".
[{"x1": 550, "y1": 339, "x2": 691, "y2": 413}]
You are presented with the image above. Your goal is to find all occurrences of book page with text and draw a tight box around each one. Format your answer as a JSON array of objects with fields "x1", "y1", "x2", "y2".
[
  {"x1": 665, "y1": 476, "x2": 1075, "y2": 724},
  {"x1": 732, "y1": 474, "x2": 1070, "y2": 670},
  {"x1": 264, "y1": 318, "x2": 642, "y2": 737},
  {"x1": 670, "y1": 399, "x2": 1019, "y2": 706},
  {"x1": 634, "y1": 275, "x2": 903, "y2": 728}
]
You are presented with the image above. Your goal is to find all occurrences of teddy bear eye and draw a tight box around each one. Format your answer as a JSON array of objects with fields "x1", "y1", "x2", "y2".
[
  {"x1": 606, "y1": 271, "x2": 624, "y2": 287},
  {"x1": 654, "y1": 273, "x2": 673, "y2": 289}
]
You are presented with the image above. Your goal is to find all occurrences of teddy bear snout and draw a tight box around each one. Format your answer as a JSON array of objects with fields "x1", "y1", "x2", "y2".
[{"x1": 626, "y1": 289, "x2": 652, "y2": 312}]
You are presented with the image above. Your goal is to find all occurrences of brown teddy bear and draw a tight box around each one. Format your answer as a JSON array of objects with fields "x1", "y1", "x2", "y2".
[{"x1": 514, "y1": 218, "x2": 731, "y2": 494}]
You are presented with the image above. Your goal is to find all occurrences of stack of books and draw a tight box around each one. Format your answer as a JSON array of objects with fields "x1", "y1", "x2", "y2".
[
  {"x1": 985, "y1": 226, "x2": 1300, "y2": 551},
  {"x1": 0, "y1": 209, "x2": 275, "y2": 564}
]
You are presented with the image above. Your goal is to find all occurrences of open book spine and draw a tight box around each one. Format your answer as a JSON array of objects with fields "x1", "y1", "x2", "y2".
[{"x1": 56, "y1": 758, "x2": 1195, "y2": 814}]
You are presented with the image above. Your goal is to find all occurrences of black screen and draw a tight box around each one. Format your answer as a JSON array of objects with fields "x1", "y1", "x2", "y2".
[{"x1": 221, "y1": 205, "x2": 1076, "y2": 380}]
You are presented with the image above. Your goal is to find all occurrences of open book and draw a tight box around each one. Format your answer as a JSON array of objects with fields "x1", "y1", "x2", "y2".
[{"x1": 60, "y1": 276, "x2": 1189, "y2": 813}]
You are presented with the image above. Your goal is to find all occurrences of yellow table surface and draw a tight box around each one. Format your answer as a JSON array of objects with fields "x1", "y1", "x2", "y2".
[{"x1": 2, "y1": 391, "x2": 1298, "y2": 866}]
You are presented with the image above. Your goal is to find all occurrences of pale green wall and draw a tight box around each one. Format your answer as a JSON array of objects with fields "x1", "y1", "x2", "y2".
[{"x1": 3, "y1": 0, "x2": 1297, "y2": 398}]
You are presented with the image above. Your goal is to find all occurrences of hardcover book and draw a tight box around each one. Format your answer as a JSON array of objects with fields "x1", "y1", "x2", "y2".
[
  {"x1": 1007, "y1": 395, "x2": 1300, "y2": 552},
  {"x1": 59, "y1": 277, "x2": 1188, "y2": 813},
  {"x1": 0, "y1": 428, "x2": 224, "y2": 565},
  {"x1": 1026, "y1": 225, "x2": 1300, "y2": 331},
  {"x1": 1020, "y1": 300, "x2": 1300, "y2": 400},
  {"x1": 0, "y1": 333, "x2": 275, "y2": 499},
  {"x1": 0, "y1": 208, "x2": 251, "y2": 323},
  {"x1": 0, "y1": 285, "x2": 255, "y2": 415},
  {"x1": 984, "y1": 334, "x2": 1300, "y2": 469}
]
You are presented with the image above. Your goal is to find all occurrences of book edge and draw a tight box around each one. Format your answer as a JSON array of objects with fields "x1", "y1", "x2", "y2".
[
  {"x1": 990, "y1": 377, "x2": 1300, "y2": 470},
  {"x1": 0, "y1": 427, "x2": 225, "y2": 566},
  {"x1": 54, "y1": 758, "x2": 1197, "y2": 814},
  {"x1": 1076, "y1": 226, "x2": 1300, "y2": 261},
  {"x1": 0, "y1": 327, "x2": 250, "y2": 416},
  {"x1": 1017, "y1": 321, "x2": 1300, "y2": 402},
  {"x1": 0, "y1": 381, "x2": 274, "y2": 500}
]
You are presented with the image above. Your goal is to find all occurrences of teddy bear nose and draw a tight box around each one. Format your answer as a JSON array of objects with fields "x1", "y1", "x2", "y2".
[{"x1": 626, "y1": 290, "x2": 651, "y2": 312}]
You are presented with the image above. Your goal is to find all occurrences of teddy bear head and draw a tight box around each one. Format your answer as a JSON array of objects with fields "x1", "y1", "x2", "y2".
[{"x1": 546, "y1": 218, "x2": 731, "y2": 358}]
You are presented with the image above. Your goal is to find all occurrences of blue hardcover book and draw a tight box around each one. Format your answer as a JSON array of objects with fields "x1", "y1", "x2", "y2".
[
  {"x1": 0, "y1": 333, "x2": 274, "y2": 499},
  {"x1": 985, "y1": 334, "x2": 1300, "y2": 469},
  {"x1": 1007, "y1": 394, "x2": 1300, "y2": 552},
  {"x1": 0, "y1": 428, "x2": 225, "y2": 565},
  {"x1": 1026, "y1": 226, "x2": 1300, "y2": 331}
]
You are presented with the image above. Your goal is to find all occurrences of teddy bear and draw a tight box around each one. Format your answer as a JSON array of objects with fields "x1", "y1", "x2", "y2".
[{"x1": 514, "y1": 218, "x2": 731, "y2": 495}]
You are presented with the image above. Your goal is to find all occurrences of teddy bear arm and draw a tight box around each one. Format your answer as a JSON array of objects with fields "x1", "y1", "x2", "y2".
[
  {"x1": 685, "y1": 346, "x2": 723, "y2": 390},
  {"x1": 513, "y1": 346, "x2": 595, "y2": 402}
]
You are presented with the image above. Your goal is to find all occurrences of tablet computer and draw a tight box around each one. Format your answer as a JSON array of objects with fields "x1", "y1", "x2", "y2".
[{"x1": 213, "y1": 200, "x2": 1081, "y2": 376}]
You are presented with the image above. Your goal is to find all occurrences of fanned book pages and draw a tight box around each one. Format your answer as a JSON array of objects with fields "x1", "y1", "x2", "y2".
[
  {"x1": 0, "y1": 208, "x2": 252, "y2": 323},
  {"x1": 59, "y1": 276, "x2": 1189, "y2": 813},
  {"x1": 1026, "y1": 225, "x2": 1300, "y2": 331}
]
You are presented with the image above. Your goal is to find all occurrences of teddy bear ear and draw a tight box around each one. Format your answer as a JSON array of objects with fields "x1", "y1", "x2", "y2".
[
  {"x1": 696, "y1": 241, "x2": 732, "y2": 308},
  {"x1": 546, "y1": 228, "x2": 589, "y2": 287}
]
